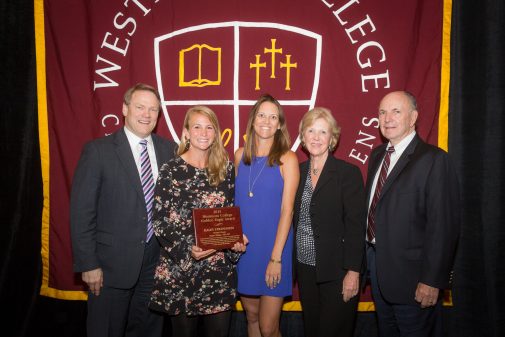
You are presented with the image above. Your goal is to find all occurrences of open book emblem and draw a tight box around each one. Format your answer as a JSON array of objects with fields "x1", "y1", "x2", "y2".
[{"x1": 179, "y1": 44, "x2": 222, "y2": 87}]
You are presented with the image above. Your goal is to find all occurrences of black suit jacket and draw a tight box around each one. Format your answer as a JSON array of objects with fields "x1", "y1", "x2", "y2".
[
  {"x1": 70, "y1": 128, "x2": 176, "y2": 289},
  {"x1": 366, "y1": 135, "x2": 460, "y2": 304},
  {"x1": 293, "y1": 155, "x2": 366, "y2": 283}
]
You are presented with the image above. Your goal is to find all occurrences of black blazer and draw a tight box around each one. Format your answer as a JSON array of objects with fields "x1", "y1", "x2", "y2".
[
  {"x1": 70, "y1": 128, "x2": 176, "y2": 288},
  {"x1": 293, "y1": 155, "x2": 366, "y2": 283},
  {"x1": 365, "y1": 135, "x2": 460, "y2": 304}
]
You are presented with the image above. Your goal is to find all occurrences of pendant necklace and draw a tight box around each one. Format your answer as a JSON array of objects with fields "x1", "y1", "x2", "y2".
[
  {"x1": 311, "y1": 161, "x2": 320, "y2": 176},
  {"x1": 248, "y1": 157, "x2": 267, "y2": 197}
]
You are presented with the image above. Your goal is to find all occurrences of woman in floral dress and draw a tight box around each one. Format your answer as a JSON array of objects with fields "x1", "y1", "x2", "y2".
[{"x1": 149, "y1": 106, "x2": 247, "y2": 337}]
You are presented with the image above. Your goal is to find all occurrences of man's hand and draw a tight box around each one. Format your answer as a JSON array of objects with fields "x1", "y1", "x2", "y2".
[
  {"x1": 415, "y1": 282, "x2": 440, "y2": 308},
  {"x1": 82, "y1": 268, "x2": 103, "y2": 296}
]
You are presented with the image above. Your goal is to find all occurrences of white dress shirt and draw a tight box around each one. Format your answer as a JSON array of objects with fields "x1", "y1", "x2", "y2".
[
  {"x1": 367, "y1": 131, "x2": 416, "y2": 243},
  {"x1": 124, "y1": 127, "x2": 159, "y2": 181}
]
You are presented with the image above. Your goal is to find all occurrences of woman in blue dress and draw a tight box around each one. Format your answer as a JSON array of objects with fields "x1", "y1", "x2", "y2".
[{"x1": 234, "y1": 94, "x2": 299, "y2": 337}]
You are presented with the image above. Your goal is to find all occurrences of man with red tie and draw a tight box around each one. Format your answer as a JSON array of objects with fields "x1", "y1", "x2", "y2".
[{"x1": 365, "y1": 91, "x2": 460, "y2": 337}]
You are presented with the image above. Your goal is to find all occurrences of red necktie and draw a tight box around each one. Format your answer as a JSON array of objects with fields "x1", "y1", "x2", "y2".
[{"x1": 367, "y1": 146, "x2": 395, "y2": 242}]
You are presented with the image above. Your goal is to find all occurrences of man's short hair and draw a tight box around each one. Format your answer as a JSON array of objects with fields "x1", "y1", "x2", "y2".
[
  {"x1": 403, "y1": 91, "x2": 418, "y2": 111},
  {"x1": 123, "y1": 83, "x2": 161, "y2": 106}
]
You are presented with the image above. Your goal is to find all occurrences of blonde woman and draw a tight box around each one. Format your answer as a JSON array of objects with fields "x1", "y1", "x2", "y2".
[
  {"x1": 150, "y1": 106, "x2": 247, "y2": 337},
  {"x1": 235, "y1": 94, "x2": 299, "y2": 337},
  {"x1": 294, "y1": 107, "x2": 365, "y2": 337}
]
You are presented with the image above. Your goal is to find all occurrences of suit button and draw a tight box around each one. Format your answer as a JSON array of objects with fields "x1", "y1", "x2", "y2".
[{"x1": 141, "y1": 240, "x2": 145, "y2": 244}]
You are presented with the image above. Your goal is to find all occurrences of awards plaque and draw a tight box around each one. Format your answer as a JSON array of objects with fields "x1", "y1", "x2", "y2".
[{"x1": 193, "y1": 206, "x2": 243, "y2": 250}]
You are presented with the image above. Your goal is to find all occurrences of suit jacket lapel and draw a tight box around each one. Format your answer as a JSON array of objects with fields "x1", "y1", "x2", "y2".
[
  {"x1": 151, "y1": 133, "x2": 164, "y2": 169},
  {"x1": 378, "y1": 135, "x2": 420, "y2": 201},
  {"x1": 114, "y1": 129, "x2": 145, "y2": 203},
  {"x1": 294, "y1": 161, "x2": 310, "y2": 229},
  {"x1": 366, "y1": 144, "x2": 386, "y2": 203},
  {"x1": 298, "y1": 161, "x2": 310, "y2": 198}
]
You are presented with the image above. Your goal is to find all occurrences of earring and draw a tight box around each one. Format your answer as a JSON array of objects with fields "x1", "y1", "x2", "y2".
[{"x1": 185, "y1": 137, "x2": 190, "y2": 150}]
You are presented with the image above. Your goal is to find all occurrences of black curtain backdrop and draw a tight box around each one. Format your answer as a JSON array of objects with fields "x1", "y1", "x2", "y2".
[
  {"x1": 449, "y1": 0, "x2": 505, "y2": 336},
  {"x1": 1, "y1": 1, "x2": 43, "y2": 336},
  {"x1": 1, "y1": 0, "x2": 504, "y2": 336}
]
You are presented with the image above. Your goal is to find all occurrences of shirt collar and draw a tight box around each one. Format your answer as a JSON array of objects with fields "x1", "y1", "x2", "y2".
[
  {"x1": 123, "y1": 126, "x2": 153, "y2": 146},
  {"x1": 387, "y1": 131, "x2": 416, "y2": 156}
]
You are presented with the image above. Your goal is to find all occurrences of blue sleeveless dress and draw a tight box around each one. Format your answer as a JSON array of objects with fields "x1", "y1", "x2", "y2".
[{"x1": 235, "y1": 156, "x2": 293, "y2": 297}]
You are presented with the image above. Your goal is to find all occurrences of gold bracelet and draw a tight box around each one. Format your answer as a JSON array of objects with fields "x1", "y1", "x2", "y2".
[{"x1": 269, "y1": 258, "x2": 282, "y2": 264}]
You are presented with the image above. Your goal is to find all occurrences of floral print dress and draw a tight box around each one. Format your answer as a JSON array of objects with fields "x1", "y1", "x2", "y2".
[{"x1": 149, "y1": 156, "x2": 240, "y2": 316}]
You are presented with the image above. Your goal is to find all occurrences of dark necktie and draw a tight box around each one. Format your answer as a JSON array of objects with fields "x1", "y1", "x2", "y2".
[
  {"x1": 367, "y1": 146, "x2": 395, "y2": 242},
  {"x1": 139, "y1": 140, "x2": 155, "y2": 242}
]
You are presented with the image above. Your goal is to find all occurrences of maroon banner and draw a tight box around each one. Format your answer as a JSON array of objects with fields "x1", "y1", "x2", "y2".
[{"x1": 38, "y1": 0, "x2": 448, "y2": 307}]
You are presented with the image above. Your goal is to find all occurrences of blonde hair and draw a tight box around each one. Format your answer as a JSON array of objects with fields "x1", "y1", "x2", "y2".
[
  {"x1": 243, "y1": 94, "x2": 290, "y2": 166},
  {"x1": 123, "y1": 83, "x2": 161, "y2": 106},
  {"x1": 177, "y1": 106, "x2": 229, "y2": 186},
  {"x1": 299, "y1": 107, "x2": 341, "y2": 151}
]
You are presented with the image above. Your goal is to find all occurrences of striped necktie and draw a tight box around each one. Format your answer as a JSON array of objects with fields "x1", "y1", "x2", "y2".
[
  {"x1": 139, "y1": 139, "x2": 155, "y2": 242},
  {"x1": 367, "y1": 146, "x2": 395, "y2": 242}
]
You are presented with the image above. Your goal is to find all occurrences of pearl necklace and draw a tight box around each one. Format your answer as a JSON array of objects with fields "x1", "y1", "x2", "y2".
[{"x1": 248, "y1": 157, "x2": 267, "y2": 197}]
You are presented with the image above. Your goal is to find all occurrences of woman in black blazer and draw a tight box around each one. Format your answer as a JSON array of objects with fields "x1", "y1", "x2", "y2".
[{"x1": 294, "y1": 107, "x2": 366, "y2": 337}]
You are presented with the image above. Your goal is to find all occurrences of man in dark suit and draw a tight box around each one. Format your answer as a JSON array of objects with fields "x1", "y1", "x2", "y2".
[
  {"x1": 70, "y1": 83, "x2": 176, "y2": 337},
  {"x1": 365, "y1": 91, "x2": 460, "y2": 337}
]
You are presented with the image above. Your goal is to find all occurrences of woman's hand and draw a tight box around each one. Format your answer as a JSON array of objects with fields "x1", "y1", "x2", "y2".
[
  {"x1": 265, "y1": 259, "x2": 282, "y2": 289},
  {"x1": 342, "y1": 270, "x2": 360, "y2": 302},
  {"x1": 231, "y1": 234, "x2": 249, "y2": 252},
  {"x1": 191, "y1": 245, "x2": 216, "y2": 260}
]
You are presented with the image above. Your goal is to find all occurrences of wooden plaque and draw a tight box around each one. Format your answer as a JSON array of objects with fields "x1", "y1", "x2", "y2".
[{"x1": 193, "y1": 206, "x2": 243, "y2": 250}]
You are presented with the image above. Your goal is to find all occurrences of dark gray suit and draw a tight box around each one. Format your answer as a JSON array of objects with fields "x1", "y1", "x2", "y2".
[
  {"x1": 366, "y1": 134, "x2": 460, "y2": 336},
  {"x1": 71, "y1": 128, "x2": 176, "y2": 337}
]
